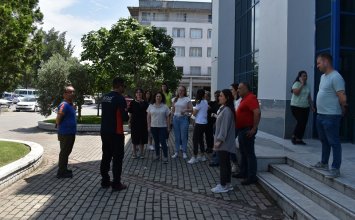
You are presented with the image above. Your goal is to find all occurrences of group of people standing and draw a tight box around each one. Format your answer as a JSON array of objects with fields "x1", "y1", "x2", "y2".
[{"x1": 54, "y1": 52, "x2": 347, "y2": 193}]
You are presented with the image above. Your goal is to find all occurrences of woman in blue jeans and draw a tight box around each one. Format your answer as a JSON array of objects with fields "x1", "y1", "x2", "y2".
[
  {"x1": 171, "y1": 86, "x2": 193, "y2": 159},
  {"x1": 147, "y1": 92, "x2": 171, "y2": 163}
]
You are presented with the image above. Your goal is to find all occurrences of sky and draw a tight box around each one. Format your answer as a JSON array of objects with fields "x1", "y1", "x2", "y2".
[{"x1": 38, "y1": 0, "x2": 212, "y2": 58}]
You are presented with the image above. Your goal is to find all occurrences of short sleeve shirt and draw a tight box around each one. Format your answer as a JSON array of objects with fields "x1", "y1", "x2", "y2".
[
  {"x1": 57, "y1": 101, "x2": 77, "y2": 135},
  {"x1": 291, "y1": 82, "x2": 310, "y2": 108},
  {"x1": 194, "y1": 100, "x2": 208, "y2": 124},
  {"x1": 316, "y1": 71, "x2": 345, "y2": 115},
  {"x1": 147, "y1": 104, "x2": 170, "y2": 127},
  {"x1": 236, "y1": 93, "x2": 260, "y2": 129},
  {"x1": 173, "y1": 97, "x2": 191, "y2": 116}
]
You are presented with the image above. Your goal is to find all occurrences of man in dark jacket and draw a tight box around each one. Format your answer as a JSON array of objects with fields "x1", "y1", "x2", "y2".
[{"x1": 100, "y1": 77, "x2": 129, "y2": 191}]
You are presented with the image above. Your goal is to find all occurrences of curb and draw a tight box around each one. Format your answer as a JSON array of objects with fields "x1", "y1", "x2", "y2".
[
  {"x1": 0, "y1": 139, "x2": 44, "y2": 192},
  {"x1": 38, "y1": 121, "x2": 130, "y2": 132}
]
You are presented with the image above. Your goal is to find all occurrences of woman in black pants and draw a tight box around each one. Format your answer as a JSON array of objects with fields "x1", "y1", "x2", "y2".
[{"x1": 290, "y1": 71, "x2": 315, "y2": 145}]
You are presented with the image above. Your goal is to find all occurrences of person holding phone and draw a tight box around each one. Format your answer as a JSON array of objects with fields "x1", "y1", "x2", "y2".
[{"x1": 290, "y1": 71, "x2": 315, "y2": 145}]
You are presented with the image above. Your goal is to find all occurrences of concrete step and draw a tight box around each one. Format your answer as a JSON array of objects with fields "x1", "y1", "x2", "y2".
[
  {"x1": 286, "y1": 157, "x2": 355, "y2": 200},
  {"x1": 271, "y1": 164, "x2": 355, "y2": 220},
  {"x1": 258, "y1": 172, "x2": 338, "y2": 220}
]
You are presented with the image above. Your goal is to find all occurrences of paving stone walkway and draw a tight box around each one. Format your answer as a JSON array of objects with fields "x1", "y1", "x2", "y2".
[{"x1": 0, "y1": 111, "x2": 284, "y2": 220}]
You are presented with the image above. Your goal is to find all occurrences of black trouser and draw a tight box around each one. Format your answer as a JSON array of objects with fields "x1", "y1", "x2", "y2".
[
  {"x1": 218, "y1": 151, "x2": 231, "y2": 186},
  {"x1": 291, "y1": 106, "x2": 310, "y2": 139},
  {"x1": 192, "y1": 123, "x2": 207, "y2": 156},
  {"x1": 238, "y1": 128, "x2": 257, "y2": 181},
  {"x1": 58, "y1": 134, "x2": 75, "y2": 174},
  {"x1": 205, "y1": 122, "x2": 214, "y2": 152},
  {"x1": 100, "y1": 133, "x2": 125, "y2": 184}
]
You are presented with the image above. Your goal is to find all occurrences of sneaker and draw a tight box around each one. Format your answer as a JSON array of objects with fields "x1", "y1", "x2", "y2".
[
  {"x1": 197, "y1": 155, "x2": 207, "y2": 162},
  {"x1": 183, "y1": 153, "x2": 188, "y2": 159},
  {"x1": 171, "y1": 153, "x2": 178, "y2": 159},
  {"x1": 163, "y1": 157, "x2": 168, "y2": 164},
  {"x1": 325, "y1": 168, "x2": 340, "y2": 178},
  {"x1": 132, "y1": 155, "x2": 138, "y2": 159},
  {"x1": 188, "y1": 157, "x2": 198, "y2": 164},
  {"x1": 211, "y1": 184, "x2": 229, "y2": 193},
  {"x1": 311, "y1": 162, "x2": 329, "y2": 171},
  {"x1": 231, "y1": 163, "x2": 238, "y2": 173},
  {"x1": 111, "y1": 183, "x2": 127, "y2": 191},
  {"x1": 149, "y1": 145, "x2": 155, "y2": 151},
  {"x1": 225, "y1": 183, "x2": 234, "y2": 191},
  {"x1": 140, "y1": 155, "x2": 145, "y2": 159}
]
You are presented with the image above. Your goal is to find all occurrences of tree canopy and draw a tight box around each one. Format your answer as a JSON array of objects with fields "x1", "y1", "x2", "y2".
[
  {"x1": 0, "y1": 0, "x2": 43, "y2": 93},
  {"x1": 81, "y1": 18, "x2": 182, "y2": 94}
]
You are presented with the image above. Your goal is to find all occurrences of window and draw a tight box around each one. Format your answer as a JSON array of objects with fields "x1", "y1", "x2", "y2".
[
  {"x1": 189, "y1": 47, "x2": 202, "y2": 57},
  {"x1": 174, "y1": 47, "x2": 185, "y2": 57},
  {"x1": 207, "y1": 67, "x2": 212, "y2": 75},
  {"x1": 207, "y1": 47, "x2": 212, "y2": 57},
  {"x1": 172, "y1": 28, "x2": 185, "y2": 38},
  {"x1": 190, "y1": 28, "x2": 202, "y2": 39},
  {"x1": 176, "y1": 66, "x2": 184, "y2": 74},
  {"x1": 153, "y1": 13, "x2": 169, "y2": 21},
  {"x1": 176, "y1": 13, "x2": 187, "y2": 22},
  {"x1": 207, "y1": 29, "x2": 212, "y2": 39},
  {"x1": 190, "y1": 66, "x2": 201, "y2": 75},
  {"x1": 208, "y1": 14, "x2": 212, "y2": 23},
  {"x1": 142, "y1": 12, "x2": 150, "y2": 22}
]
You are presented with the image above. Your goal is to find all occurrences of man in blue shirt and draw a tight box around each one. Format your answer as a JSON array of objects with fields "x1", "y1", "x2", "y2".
[
  {"x1": 56, "y1": 85, "x2": 77, "y2": 178},
  {"x1": 100, "y1": 77, "x2": 129, "y2": 191},
  {"x1": 312, "y1": 53, "x2": 348, "y2": 178}
]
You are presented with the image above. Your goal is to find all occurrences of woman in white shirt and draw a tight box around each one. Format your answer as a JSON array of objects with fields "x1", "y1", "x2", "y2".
[
  {"x1": 188, "y1": 89, "x2": 209, "y2": 164},
  {"x1": 147, "y1": 92, "x2": 171, "y2": 163},
  {"x1": 171, "y1": 86, "x2": 193, "y2": 159}
]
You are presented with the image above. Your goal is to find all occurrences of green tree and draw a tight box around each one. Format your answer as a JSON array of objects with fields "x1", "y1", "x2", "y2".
[
  {"x1": 81, "y1": 18, "x2": 182, "y2": 95},
  {"x1": 37, "y1": 54, "x2": 70, "y2": 116},
  {"x1": 0, "y1": 0, "x2": 43, "y2": 93},
  {"x1": 42, "y1": 28, "x2": 74, "y2": 62}
]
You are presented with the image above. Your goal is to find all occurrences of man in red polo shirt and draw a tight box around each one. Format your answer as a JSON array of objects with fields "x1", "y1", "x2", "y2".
[{"x1": 234, "y1": 82, "x2": 261, "y2": 185}]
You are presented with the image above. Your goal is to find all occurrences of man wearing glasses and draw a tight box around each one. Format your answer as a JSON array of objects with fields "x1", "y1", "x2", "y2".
[
  {"x1": 56, "y1": 85, "x2": 77, "y2": 178},
  {"x1": 100, "y1": 77, "x2": 129, "y2": 191}
]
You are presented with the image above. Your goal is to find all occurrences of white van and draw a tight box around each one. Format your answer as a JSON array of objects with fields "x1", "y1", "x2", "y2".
[{"x1": 14, "y1": 89, "x2": 38, "y2": 97}]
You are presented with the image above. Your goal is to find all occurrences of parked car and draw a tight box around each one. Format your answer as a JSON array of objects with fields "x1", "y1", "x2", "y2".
[
  {"x1": 84, "y1": 95, "x2": 95, "y2": 105},
  {"x1": 0, "y1": 98, "x2": 12, "y2": 108},
  {"x1": 14, "y1": 88, "x2": 38, "y2": 97},
  {"x1": 12, "y1": 95, "x2": 26, "y2": 104},
  {"x1": 16, "y1": 97, "x2": 39, "y2": 112}
]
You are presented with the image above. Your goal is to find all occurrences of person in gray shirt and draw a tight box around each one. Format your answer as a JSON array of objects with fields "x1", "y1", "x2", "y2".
[{"x1": 312, "y1": 53, "x2": 347, "y2": 178}]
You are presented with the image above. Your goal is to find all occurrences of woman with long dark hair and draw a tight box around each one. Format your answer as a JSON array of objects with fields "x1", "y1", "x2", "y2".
[
  {"x1": 128, "y1": 88, "x2": 149, "y2": 159},
  {"x1": 291, "y1": 71, "x2": 315, "y2": 145},
  {"x1": 188, "y1": 89, "x2": 209, "y2": 164},
  {"x1": 171, "y1": 85, "x2": 193, "y2": 159},
  {"x1": 211, "y1": 89, "x2": 236, "y2": 193},
  {"x1": 147, "y1": 92, "x2": 170, "y2": 163}
]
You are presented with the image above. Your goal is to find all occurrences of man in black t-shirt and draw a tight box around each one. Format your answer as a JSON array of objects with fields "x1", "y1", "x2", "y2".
[{"x1": 100, "y1": 77, "x2": 129, "y2": 191}]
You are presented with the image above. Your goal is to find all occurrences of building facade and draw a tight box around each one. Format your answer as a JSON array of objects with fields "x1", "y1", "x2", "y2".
[
  {"x1": 128, "y1": 0, "x2": 212, "y2": 98},
  {"x1": 213, "y1": 0, "x2": 355, "y2": 142}
]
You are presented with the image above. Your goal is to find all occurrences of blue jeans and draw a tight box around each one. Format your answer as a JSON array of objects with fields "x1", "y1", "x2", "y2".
[
  {"x1": 316, "y1": 114, "x2": 342, "y2": 169},
  {"x1": 151, "y1": 127, "x2": 168, "y2": 158},
  {"x1": 238, "y1": 128, "x2": 257, "y2": 180},
  {"x1": 173, "y1": 115, "x2": 189, "y2": 153}
]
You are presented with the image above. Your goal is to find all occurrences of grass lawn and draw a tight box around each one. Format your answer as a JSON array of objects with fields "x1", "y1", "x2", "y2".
[
  {"x1": 44, "y1": 115, "x2": 101, "y2": 124},
  {"x1": 0, "y1": 141, "x2": 30, "y2": 167}
]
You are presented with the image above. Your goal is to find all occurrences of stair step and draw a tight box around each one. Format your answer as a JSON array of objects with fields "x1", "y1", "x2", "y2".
[
  {"x1": 287, "y1": 157, "x2": 355, "y2": 200},
  {"x1": 271, "y1": 164, "x2": 355, "y2": 220},
  {"x1": 258, "y1": 172, "x2": 338, "y2": 220}
]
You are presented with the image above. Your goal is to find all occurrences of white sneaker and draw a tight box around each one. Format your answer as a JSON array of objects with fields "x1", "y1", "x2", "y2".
[
  {"x1": 188, "y1": 157, "x2": 198, "y2": 164},
  {"x1": 171, "y1": 153, "x2": 178, "y2": 159},
  {"x1": 231, "y1": 163, "x2": 237, "y2": 173},
  {"x1": 149, "y1": 145, "x2": 155, "y2": 151},
  {"x1": 183, "y1": 153, "x2": 188, "y2": 159},
  {"x1": 211, "y1": 184, "x2": 229, "y2": 193},
  {"x1": 198, "y1": 155, "x2": 207, "y2": 162}
]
